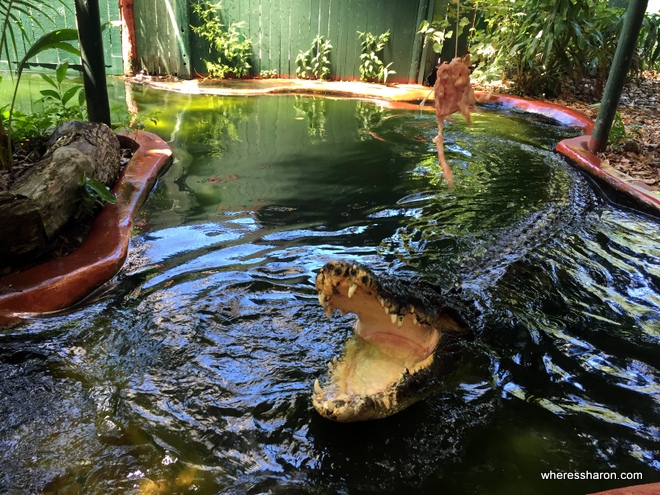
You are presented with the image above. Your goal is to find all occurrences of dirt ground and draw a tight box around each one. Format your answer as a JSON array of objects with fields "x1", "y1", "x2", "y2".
[{"x1": 546, "y1": 71, "x2": 660, "y2": 191}]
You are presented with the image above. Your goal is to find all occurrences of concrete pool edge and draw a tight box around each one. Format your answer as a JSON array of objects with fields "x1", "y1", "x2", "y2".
[{"x1": 0, "y1": 130, "x2": 173, "y2": 326}]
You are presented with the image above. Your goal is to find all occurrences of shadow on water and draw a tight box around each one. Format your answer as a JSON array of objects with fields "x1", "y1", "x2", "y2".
[{"x1": 1, "y1": 79, "x2": 659, "y2": 494}]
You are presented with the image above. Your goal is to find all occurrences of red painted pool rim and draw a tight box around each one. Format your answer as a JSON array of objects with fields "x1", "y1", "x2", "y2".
[{"x1": 0, "y1": 130, "x2": 172, "y2": 326}]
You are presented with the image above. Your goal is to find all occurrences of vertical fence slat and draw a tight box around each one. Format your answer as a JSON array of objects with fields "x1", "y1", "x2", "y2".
[{"x1": 277, "y1": 0, "x2": 290, "y2": 77}]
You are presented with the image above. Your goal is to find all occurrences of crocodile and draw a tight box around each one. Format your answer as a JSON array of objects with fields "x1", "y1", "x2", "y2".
[
  {"x1": 313, "y1": 260, "x2": 474, "y2": 422},
  {"x1": 311, "y1": 160, "x2": 594, "y2": 422}
]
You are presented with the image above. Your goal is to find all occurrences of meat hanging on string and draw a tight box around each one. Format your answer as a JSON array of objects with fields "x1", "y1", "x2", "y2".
[{"x1": 432, "y1": 57, "x2": 476, "y2": 188}]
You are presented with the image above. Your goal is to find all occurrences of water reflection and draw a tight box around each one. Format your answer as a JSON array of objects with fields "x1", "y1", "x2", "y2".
[{"x1": 1, "y1": 79, "x2": 659, "y2": 494}]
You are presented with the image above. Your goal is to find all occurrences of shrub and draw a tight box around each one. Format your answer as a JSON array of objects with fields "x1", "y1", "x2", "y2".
[
  {"x1": 295, "y1": 35, "x2": 332, "y2": 80},
  {"x1": 357, "y1": 30, "x2": 395, "y2": 83},
  {"x1": 191, "y1": 0, "x2": 252, "y2": 79}
]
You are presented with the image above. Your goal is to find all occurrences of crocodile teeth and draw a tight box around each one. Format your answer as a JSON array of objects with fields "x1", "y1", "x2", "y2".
[
  {"x1": 317, "y1": 292, "x2": 325, "y2": 306},
  {"x1": 347, "y1": 283, "x2": 358, "y2": 298},
  {"x1": 397, "y1": 315, "x2": 404, "y2": 327},
  {"x1": 390, "y1": 314, "x2": 397, "y2": 325},
  {"x1": 325, "y1": 307, "x2": 333, "y2": 318},
  {"x1": 314, "y1": 379, "x2": 323, "y2": 395},
  {"x1": 380, "y1": 394, "x2": 392, "y2": 410},
  {"x1": 384, "y1": 305, "x2": 390, "y2": 315}
]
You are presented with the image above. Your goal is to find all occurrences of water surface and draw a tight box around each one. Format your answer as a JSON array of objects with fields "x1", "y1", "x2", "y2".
[{"x1": 1, "y1": 79, "x2": 659, "y2": 494}]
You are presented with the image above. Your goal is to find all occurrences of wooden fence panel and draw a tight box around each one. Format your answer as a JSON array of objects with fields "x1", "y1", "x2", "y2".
[
  {"x1": 181, "y1": 0, "x2": 437, "y2": 82},
  {"x1": 0, "y1": 0, "x2": 439, "y2": 81},
  {"x1": 134, "y1": 0, "x2": 192, "y2": 78}
]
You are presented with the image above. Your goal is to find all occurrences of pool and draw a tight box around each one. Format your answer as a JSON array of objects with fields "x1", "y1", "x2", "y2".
[{"x1": 1, "y1": 80, "x2": 659, "y2": 494}]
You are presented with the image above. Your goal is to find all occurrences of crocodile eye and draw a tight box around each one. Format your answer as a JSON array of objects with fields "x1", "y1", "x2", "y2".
[{"x1": 361, "y1": 275, "x2": 369, "y2": 284}]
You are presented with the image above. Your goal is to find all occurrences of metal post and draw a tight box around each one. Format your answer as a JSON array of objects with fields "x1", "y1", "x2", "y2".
[
  {"x1": 588, "y1": 0, "x2": 648, "y2": 153},
  {"x1": 74, "y1": 0, "x2": 111, "y2": 126}
]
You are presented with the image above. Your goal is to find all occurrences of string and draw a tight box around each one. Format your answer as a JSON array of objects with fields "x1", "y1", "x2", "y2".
[{"x1": 455, "y1": 0, "x2": 459, "y2": 59}]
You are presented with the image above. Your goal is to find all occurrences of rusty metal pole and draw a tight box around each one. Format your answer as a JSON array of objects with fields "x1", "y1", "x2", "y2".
[
  {"x1": 588, "y1": 0, "x2": 648, "y2": 153},
  {"x1": 119, "y1": 0, "x2": 138, "y2": 76},
  {"x1": 74, "y1": 0, "x2": 111, "y2": 126}
]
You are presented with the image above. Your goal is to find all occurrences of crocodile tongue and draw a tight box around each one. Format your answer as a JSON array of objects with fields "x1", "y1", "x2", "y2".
[{"x1": 313, "y1": 260, "x2": 466, "y2": 422}]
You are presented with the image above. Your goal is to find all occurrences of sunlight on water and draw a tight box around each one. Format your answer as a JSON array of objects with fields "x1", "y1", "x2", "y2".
[{"x1": 1, "y1": 76, "x2": 659, "y2": 494}]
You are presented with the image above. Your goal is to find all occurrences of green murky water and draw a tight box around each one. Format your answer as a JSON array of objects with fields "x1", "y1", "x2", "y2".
[{"x1": 1, "y1": 74, "x2": 659, "y2": 494}]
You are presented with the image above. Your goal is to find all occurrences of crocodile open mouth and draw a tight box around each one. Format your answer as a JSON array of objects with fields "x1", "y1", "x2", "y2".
[{"x1": 313, "y1": 260, "x2": 468, "y2": 422}]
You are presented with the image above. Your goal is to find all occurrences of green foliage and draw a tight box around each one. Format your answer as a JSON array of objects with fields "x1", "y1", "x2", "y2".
[
  {"x1": 418, "y1": 18, "x2": 453, "y2": 55},
  {"x1": 0, "y1": 0, "x2": 78, "y2": 169},
  {"x1": 191, "y1": 0, "x2": 252, "y2": 79},
  {"x1": 418, "y1": 1, "x2": 471, "y2": 56},
  {"x1": 0, "y1": 0, "x2": 73, "y2": 70},
  {"x1": 470, "y1": 0, "x2": 659, "y2": 97},
  {"x1": 639, "y1": 13, "x2": 660, "y2": 71},
  {"x1": 37, "y1": 62, "x2": 87, "y2": 123},
  {"x1": 590, "y1": 104, "x2": 643, "y2": 151},
  {"x1": 1, "y1": 107, "x2": 49, "y2": 142},
  {"x1": 357, "y1": 30, "x2": 395, "y2": 83},
  {"x1": 77, "y1": 172, "x2": 116, "y2": 218},
  {"x1": 1, "y1": 62, "x2": 86, "y2": 144},
  {"x1": 296, "y1": 35, "x2": 332, "y2": 80},
  {"x1": 260, "y1": 69, "x2": 278, "y2": 78}
]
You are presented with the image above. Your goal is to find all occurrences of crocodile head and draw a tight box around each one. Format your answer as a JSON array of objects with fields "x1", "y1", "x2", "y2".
[{"x1": 313, "y1": 260, "x2": 469, "y2": 422}]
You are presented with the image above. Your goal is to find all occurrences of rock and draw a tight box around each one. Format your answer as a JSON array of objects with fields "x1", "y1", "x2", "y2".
[{"x1": 0, "y1": 121, "x2": 121, "y2": 264}]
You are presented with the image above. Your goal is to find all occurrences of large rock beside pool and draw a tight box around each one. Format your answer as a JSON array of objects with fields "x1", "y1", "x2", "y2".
[{"x1": 0, "y1": 121, "x2": 121, "y2": 267}]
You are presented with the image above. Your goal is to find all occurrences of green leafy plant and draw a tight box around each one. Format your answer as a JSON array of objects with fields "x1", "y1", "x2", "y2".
[
  {"x1": 418, "y1": 17, "x2": 453, "y2": 55},
  {"x1": 0, "y1": 0, "x2": 79, "y2": 169},
  {"x1": 37, "y1": 61, "x2": 87, "y2": 123},
  {"x1": 468, "y1": 0, "x2": 654, "y2": 97},
  {"x1": 77, "y1": 172, "x2": 117, "y2": 220},
  {"x1": 418, "y1": 1, "x2": 471, "y2": 57},
  {"x1": 295, "y1": 35, "x2": 332, "y2": 80},
  {"x1": 639, "y1": 13, "x2": 660, "y2": 71},
  {"x1": 590, "y1": 104, "x2": 643, "y2": 152},
  {"x1": 260, "y1": 69, "x2": 278, "y2": 79},
  {"x1": 0, "y1": 61, "x2": 85, "y2": 146},
  {"x1": 191, "y1": 0, "x2": 252, "y2": 79},
  {"x1": 357, "y1": 30, "x2": 395, "y2": 83}
]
